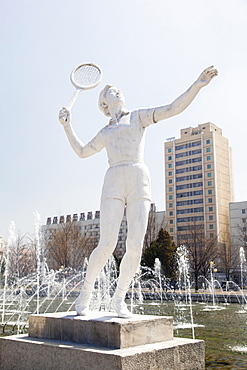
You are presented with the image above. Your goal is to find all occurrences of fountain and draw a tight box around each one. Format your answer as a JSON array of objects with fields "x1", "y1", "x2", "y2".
[
  {"x1": 154, "y1": 258, "x2": 163, "y2": 303},
  {"x1": 1, "y1": 216, "x2": 247, "y2": 368},
  {"x1": 175, "y1": 245, "x2": 195, "y2": 339}
]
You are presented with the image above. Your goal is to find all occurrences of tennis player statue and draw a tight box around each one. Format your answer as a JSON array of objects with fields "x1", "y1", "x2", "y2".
[{"x1": 59, "y1": 65, "x2": 218, "y2": 318}]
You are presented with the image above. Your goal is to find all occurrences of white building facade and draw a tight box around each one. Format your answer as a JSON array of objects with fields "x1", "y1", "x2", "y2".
[
  {"x1": 43, "y1": 204, "x2": 165, "y2": 260},
  {"x1": 229, "y1": 201, "x2": 247, "y2": 259},
  {"x1": 164, "y1": 122, "x2": 234, "y2": 251}
]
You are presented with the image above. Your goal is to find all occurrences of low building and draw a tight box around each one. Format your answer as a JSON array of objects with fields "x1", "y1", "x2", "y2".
[
  {"x1": 43, "y1": 204, "x2": 165, "y2": 260},
  {"x1": 229, "y1": 201, "x2": 247, "y2": 277}
]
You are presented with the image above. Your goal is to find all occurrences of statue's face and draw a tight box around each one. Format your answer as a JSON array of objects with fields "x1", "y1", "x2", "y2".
[{"x1": 105, "y1": 86, "x2": 125, "y2": 109}]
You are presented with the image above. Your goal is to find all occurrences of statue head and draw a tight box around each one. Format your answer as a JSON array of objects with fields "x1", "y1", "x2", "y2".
[
  {"x1": 98, "y1": 85, "x2": 125, "y2": 117},
  {"x1": 98, "y1": 84, "x2": 113, "y2": 117}
]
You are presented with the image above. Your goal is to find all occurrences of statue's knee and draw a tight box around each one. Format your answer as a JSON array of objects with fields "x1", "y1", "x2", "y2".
[
  {"x1": 97, "y1": 239, "x2": 116, "y2": 255},
  {"x1": 126, "y1": 238, "x2": 143, "y2": 255},
  {"x1": 128, "y1": 236, "x2": 143, "y2": 247}
]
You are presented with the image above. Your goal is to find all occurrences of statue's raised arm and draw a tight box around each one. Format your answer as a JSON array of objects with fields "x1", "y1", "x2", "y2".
[
  {"x1": 58, "y1": 107, "x2": 104, "y2": 159},
  {"x1": 153, "y1": 66, "x2": 218, "y2": 123}
]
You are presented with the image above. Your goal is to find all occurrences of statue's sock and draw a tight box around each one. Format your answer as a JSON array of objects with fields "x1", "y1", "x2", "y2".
[
  {"x1": 113, "y1": 286, "x2": 126, "y2": 301},
  {"x1": 83, "y1": 279, "x2": 94, "y2": 292},
  {"x1": 76, "y1": 279, "x2": 93, "y2": 309},
  {"x1": 111, "y1": 289, "x2": 132, "y2": 318}
]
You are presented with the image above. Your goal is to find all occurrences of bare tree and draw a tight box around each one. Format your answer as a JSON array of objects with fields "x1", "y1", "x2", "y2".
[
  {"x1": 219, "y1": 240, "x2": 239, "y2": 281},
  {"x1": 227, "y1": 224, "x2": 247, "y2": 283},
  {"x1": 235, "y1": 223, "x2": 247, "y2": 254},
  {"x1": 178, "y1": 223, "x2": 218, "y2": 291},
  {"x1": 45, "y1": 222, "x2": 93, "y2": 270},
  {"x1": 8, "y1": 232, "x2": 36, "y2": 279}
]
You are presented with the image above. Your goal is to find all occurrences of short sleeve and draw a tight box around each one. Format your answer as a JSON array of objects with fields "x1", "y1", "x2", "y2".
[{"x1": 138, "y1": 108, "x2": 157, "y2": 128}]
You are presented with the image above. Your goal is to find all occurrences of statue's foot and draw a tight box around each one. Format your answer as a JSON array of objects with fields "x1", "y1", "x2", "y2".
[
  {"x1": 76, "y1": 306, "x2": 90, "y2": 316},
  {"x1": 75, "y1": 290, "x2": 92, "y2": 316},
  {"x1": 111, "y1": 296, "x2": 132, "y2": 319}
]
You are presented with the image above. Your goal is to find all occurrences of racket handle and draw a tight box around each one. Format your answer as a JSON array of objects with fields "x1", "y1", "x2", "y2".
[{"x1": 66, "y1": 88, "x2": 82, "y2": 110}]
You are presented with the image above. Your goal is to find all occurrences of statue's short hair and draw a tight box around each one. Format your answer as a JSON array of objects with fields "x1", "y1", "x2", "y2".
[{"x1": 98, "y1": 84, "x2": 113, "y2": 117}]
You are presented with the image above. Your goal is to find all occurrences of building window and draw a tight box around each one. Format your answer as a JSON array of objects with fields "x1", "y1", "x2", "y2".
[
  {"x1": 168, "y1": 148, "x2": 172, "y2": 153},
  {"x1": 207, "y1": 156, "x2": 211, "y2": 160},
  {"x1": 168, "y1": 156, "x2": 172, "y2": 160},
  {"x1": 207, "y1": 164, "x2": 212, "y2": 169},
  {"x1": 206, "y1": 147, "x2": 210, "y2": 152},
  {"x1": 242, "y1": 218, "x2": 246, "y2": 223},
  {"x1": 209, "y1": 224, "x2": 214, "y2": 229},
  {"x1": 242, "y1": 209, "x2": 246, "y2": 214},
  {"x1": 169, "y1": 211, "x2": 173, "y2": 216},
  {"x1": 175, "y1": 141, "x2": 201, "y2": 150},
  {"x1": 208, "y1": 189, "x2": 212, "y2": 194},
  {"x1": 209, "y1": 215, "x2": 213, "y2": 220},
  {"x1": 210, "y1": 233, "x2": 214, "y2": 238},
  {"x1": 208, "y1": 198, "x2": 213, "y2": 203},
  {"x1": 168, "y1": 171, "x2": 172, "y2": 176},
  {"x1": 206, "y1": 139, "x2": 210, "y2": 144},
  {"x1": 169, "y1": 179, "x2": 172, "y2": 184},
  {"x1": 207, "y1": 173, "x2": 212, "y2": 177},
  {"x1": 169, "y1": 187, "x2": 172, "y2": 192},
  {"x1": 169, "y1": 203, "x2": 173, "y2": 208},
  {"x1": 208, "y1": 181, "x2": 212, "y2": 186},
  {"x1": 169, "y1": 220, "x2": 173, "y2": 224},
  {"x1": 168, "y1": 163, "x2": 172, "y2": 168},
  {"x1": 209, "y1": 207, "x2": 213, "y2": 211},
  {"x1": 170, "y1": 228, "x2": 174, "y2": 233}
]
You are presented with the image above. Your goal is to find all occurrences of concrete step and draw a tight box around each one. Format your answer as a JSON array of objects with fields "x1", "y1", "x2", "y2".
[
  {"x1": 28, "y1": 311, "x2": 173, "y2": 349},
  {"x1": 0, "y1": 334, "x2": 205, "y2": 370}
]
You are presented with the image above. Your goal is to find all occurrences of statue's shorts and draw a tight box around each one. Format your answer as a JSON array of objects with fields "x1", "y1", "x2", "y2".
[{"x1": 101, "y1": 162, "x2": 151, "y2": 204}]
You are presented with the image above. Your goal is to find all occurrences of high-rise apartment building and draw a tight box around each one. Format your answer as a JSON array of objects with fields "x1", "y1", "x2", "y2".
[{"x1": 164, "y1": 122, "x2": 234, "y2": 248}]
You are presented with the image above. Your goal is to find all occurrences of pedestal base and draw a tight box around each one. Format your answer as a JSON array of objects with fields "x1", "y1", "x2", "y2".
[
  {"x1": 0, "y1": 311, "x2": 205, "y2": 370},
  {"x1": 0, "y1": 334, "x2": 204, "y2": 370},
  {"x1": 29, "y1": 311, "x2": 173, "y2": 349}
]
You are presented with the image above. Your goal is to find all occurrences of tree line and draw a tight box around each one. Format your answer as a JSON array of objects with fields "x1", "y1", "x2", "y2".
[{"x1": 0, "y1": 213, "x2": 244, "y2": 290}]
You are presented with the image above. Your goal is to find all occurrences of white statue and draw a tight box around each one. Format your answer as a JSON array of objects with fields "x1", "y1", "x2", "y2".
[{"x1": 59, "y1": 66, "x2": 218, "y2": 318}]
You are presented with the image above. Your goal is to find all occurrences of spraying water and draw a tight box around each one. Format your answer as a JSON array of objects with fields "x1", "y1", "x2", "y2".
[
  {"x1": 176, "y1": 245, "x2": 195, "y2": 339},
  {"x1": 239, "y1": 247, "x2": 246, "y2": 307},
  {"x1": 154, "y1": 258, "x2": 163, "y2": 303},
  {"x1": 33, "y1": 211, "x2": 42, "y2": 314},
  {"x1": 240, "y1": 247, "x2": 246, "y2": 291},
  {"x1": 2, "y1": 222, "x2": 16, "y2": 324},
  {"x1": 209, "y1": 261, "x2": 216, "y2": 307}
]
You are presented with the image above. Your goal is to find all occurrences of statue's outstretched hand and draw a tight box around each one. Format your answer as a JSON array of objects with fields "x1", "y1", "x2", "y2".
[
  {"x1": 59, "y1": 107, "x2": 71, "y2": 125},
  {"x1": 195, "y1": 66, "x2": 218, "y2": 88}
]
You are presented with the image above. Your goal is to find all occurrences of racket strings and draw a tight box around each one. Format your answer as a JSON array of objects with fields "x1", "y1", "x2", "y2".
[{"x1": 74, "y1": 65, "x2": 101, "y2": 88}]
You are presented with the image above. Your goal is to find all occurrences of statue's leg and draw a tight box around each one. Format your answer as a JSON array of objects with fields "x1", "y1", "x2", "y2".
[
  {"x1": 112, "y1": 198, "x2": 150, "y2": 318},
  {"x1": 76, "y1": 197, "x2": 125, "y2": 315}
]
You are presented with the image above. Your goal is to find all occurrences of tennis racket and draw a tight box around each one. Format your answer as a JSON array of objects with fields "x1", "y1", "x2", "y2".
[{"x1": 66, "y1": 63, "x2": 102, "y2": 110}]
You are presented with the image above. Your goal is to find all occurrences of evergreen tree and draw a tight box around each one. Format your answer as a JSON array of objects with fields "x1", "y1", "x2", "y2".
[{"x1": 142, "y1": 228, "x2": 177, "y2": 280}]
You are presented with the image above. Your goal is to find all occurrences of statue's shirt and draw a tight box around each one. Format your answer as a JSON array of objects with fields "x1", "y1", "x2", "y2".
[
  {"x1": 81, "y1": 108, "x2": 156, "y2": 167},
  {"x1": 72, "y1": 108, "x2": 156, "y2": 202}
]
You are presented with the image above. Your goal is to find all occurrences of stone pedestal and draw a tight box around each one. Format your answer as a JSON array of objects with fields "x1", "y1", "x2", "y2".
[{"x1": 0, "y1": 311, "x2": 205, "y2": 370}]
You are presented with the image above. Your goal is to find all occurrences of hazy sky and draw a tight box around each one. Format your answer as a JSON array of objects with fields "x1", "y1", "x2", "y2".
[{"x1": 1, "y1": 0, "x2": 247, "y2": 240}]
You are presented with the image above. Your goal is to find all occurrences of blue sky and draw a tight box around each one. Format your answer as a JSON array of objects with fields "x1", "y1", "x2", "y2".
[{"x1": 1, "y1": 0, "x2": 247, "y2": 240}]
